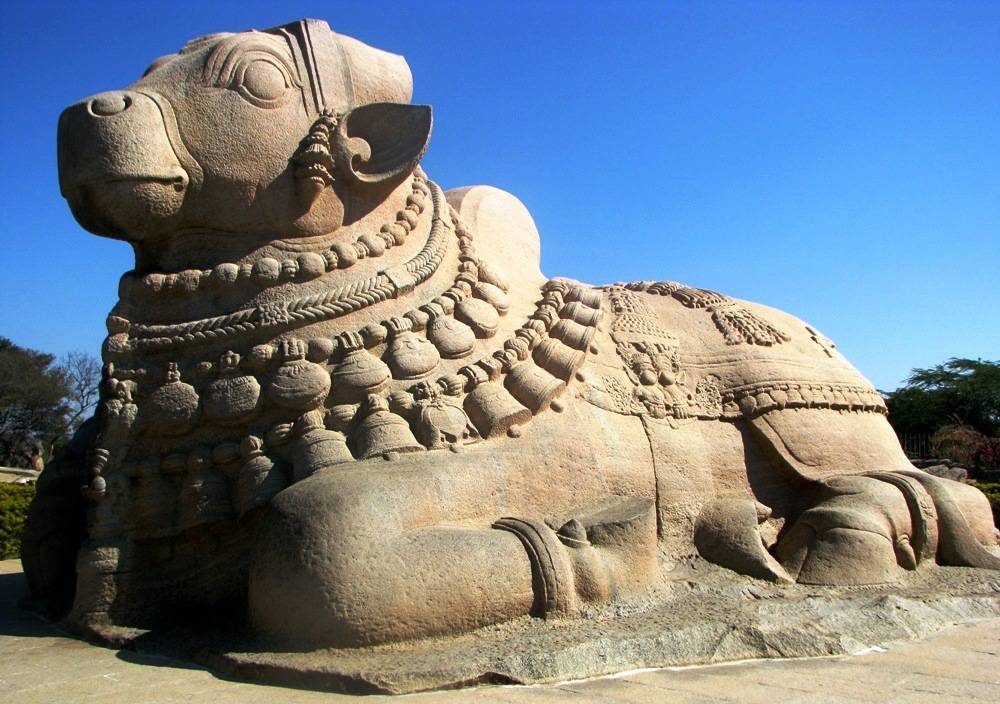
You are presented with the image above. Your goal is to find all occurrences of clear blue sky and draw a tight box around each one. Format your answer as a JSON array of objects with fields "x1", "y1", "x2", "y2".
[{"x1": 1, "y1": 0, "x2": 997, "y2": 390}]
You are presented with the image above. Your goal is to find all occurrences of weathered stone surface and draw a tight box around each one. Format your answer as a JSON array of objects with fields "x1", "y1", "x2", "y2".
[{"x1": 22, "y1": 15, "x2": 1000, "y2": 691}]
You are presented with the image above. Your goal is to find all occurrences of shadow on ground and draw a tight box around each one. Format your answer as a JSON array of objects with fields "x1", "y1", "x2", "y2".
[{"x1": 0, "y1": 568, "x2": 59, "y2": 639}]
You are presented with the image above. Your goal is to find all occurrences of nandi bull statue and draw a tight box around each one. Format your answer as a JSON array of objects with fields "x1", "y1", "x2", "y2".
[{"x1": 26, "y1": 17, "x2": 999, "y2": 690}]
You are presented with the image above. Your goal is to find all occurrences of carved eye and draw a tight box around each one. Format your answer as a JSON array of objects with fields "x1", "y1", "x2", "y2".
[
  {"x1": 203, "y1": 35, "x2": 302, "y2": 108},
  {"x1": 240, "y1": 60, "x2": 286, "y2": 102},
  {"x1": 232, "y1": 57, "x2": 293, "y2": 108}
]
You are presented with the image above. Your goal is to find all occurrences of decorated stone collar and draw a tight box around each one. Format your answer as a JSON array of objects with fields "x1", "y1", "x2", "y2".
[
  {"x1": 106, "y1": 177, "x2": 492, "y2": 354},
  {"x1": 119, "y1": 170, "x2": 431, "y2": 301}
]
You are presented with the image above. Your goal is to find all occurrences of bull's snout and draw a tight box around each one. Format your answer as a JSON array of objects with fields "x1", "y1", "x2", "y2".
[
  {"x1": 58, "y1": 90, "x2": 189, "y2": 194},
  {"x1": 58, "y1": 90, "x2": 192, "y2": 240}
]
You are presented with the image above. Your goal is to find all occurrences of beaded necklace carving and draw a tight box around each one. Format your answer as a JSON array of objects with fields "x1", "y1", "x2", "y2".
[
  {"x1": 121, "y1": 170, "x2": 431, "y2": 301},
  {"x1": 110, "y1": 175, "x2": 471, "y2": 354}
]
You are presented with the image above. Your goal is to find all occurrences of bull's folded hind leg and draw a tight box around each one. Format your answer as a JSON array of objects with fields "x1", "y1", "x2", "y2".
[
  {"x1": 774, "y1": 471, "x2": 1000, "y2": 585},
  {"x1": 774, "y1": 475, "x2": 927, "y2": 585}
]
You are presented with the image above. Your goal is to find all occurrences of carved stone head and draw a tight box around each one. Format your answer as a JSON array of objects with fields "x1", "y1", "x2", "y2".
[{"x1": 57, "y1": 19, "x2": 432, "y2": 260}]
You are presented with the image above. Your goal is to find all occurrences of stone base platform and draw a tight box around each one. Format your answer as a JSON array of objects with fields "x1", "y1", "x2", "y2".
[{"x1": 5, "y1": 559, "x2": 1000, "y2": 701}]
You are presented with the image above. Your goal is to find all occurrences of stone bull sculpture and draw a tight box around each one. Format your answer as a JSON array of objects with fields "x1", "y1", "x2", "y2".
[{"x1": 26, "y1": 18, "x2": 999, "y2": 656}]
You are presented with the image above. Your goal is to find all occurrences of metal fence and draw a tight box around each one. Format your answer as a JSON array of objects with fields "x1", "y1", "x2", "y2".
[{"x1": 898, "y1": 433, "x2": 932, "y2": 460}]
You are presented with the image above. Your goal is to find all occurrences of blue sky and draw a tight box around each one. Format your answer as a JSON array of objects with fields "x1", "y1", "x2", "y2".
[{"x1": 0, "y1": 0, "x2": 997, "y2": 390}]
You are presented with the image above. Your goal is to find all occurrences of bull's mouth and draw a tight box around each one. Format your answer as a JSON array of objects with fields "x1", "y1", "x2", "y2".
[
  {"x1": 64, "y1": 174, "x2": 189, "y2": 241},
  {"x1": 64, "y1": 171, "x2": 189, "y2": 193},
  {"x1": 101, "y1": 174, "x2": 188, "y2": 192}
]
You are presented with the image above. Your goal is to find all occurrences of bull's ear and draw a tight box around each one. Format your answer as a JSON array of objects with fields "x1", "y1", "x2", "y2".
[{"x1": 334, "y1": 103, "x2": 432, "y2": 184}]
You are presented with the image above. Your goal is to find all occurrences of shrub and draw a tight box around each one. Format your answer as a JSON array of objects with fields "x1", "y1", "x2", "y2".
[
  {"x1": 973, "y1": 482, "x2": 1000, "y2": 529},
  {"x1": 931, "y1": 424, "x2": 989, "y2": 467},
  {"x1": 0, "y1": 482, "x2": 35, "y2": 559}
]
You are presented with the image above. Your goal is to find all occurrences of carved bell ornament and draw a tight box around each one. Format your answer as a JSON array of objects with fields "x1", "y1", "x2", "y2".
[
  {"x1": 144, "y1": 362, "x2": 199, "y2": 435},
  {"x1": 560, "y1": 301, "x2": 602, "y2": 327},
  {"x1": 236, "y1": 435, "x2": 288, "y2": 517},
  {"x1": 532, "y1": 338, "x2": 586, "y2": 382},
  {"x1": 426, "y1": 315, "x2": 475, "y2": 359},
  {"x1": 550, "y1": 319, "x2": 596, "y2": 352},
  {"x1": 202, "y1": 351, "x2": 261, "y2": 424},
  {"x1": 266, "y1": 338, "x2": 331, "y2": 410},
  {"x1": 127, "y1": 458, "x2": 176, "y2": 539},
  {"x1": 179, "y1": 464, "x2": 233, "y2": 530},
  {"x1": 330, "y1": 332, "x2": 391, "y2": 403},
  {"x1": 385, "y1": 317, "x2": 440, "y2": 380},
  {"x1": 505, "y1": 363, "x2": 565, "y2": 415},
  {"x1": 352, "y1": 395, "x2": 423, "y2": 459},
  {"x1": 464, "y1": 382, "x2": 532, "y2": 439},
  {"x1": 289, "y1": 411, "x2": 353, "y2": 482}
]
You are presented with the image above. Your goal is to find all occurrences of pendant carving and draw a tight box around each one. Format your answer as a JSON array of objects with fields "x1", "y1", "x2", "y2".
[
  {"x1": 144, "y1": 362, "x2": 199, "y2": 435},
  {"x1": 385, "y1": 317, "x2": 441, "y2": 380},
  {"x1": 203, "y1": 351, "x2": 261, "y2": 424},
  {"x1": 266, "y1": 339, "x2": 331, "y2": 410},
  {"x1": 426, "y1": 316, "x2": 475, "y2": 359},
  {"x1": 408, "y1": 382, "x2": 478, "y2": 449},
  {"x1": 455, "y1": 297, "x2": 500, "y2": 338},
  {"x1": 331, "y1": 332, "x2": 391, "y2": 403}
]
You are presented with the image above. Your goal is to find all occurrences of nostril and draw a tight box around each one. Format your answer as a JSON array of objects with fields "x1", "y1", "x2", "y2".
[{"x1": 88, "y1": 93, "x2": 132, "y2": 117}]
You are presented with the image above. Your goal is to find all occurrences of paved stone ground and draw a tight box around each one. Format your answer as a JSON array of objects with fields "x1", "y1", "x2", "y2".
[
  {"x1": 2, "y1": 559, "x2": 998, "y2": 703},
  {"x1": 0, "y1": 468, "x2": 38, "y2": 483}
]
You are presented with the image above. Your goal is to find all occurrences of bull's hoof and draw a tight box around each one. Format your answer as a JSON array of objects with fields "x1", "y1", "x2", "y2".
[
  {"x1": 496, "y1": 494, "x2": 660, "y2": 614},
  {"x1": 694, "y1": 499, "x2": 792, "y2": 583}
]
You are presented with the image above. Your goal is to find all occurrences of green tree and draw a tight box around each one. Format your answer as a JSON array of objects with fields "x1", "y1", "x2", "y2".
[
  {"x1": 0, "y1": 338, "x2": 71, "y2": 467},
  {"x1": 883, "y1": 358, "x2": 1000, "y2": 438}
]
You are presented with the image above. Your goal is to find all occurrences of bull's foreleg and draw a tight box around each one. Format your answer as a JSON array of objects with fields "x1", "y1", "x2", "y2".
[{"x1": 248, "y1": 466, "x2": 659, "y2": 648}]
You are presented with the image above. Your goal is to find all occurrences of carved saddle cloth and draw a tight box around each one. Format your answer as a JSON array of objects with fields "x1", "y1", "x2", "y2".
[{"x1": 583, "y1": 282, "x2": 895, "y2": 481}]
